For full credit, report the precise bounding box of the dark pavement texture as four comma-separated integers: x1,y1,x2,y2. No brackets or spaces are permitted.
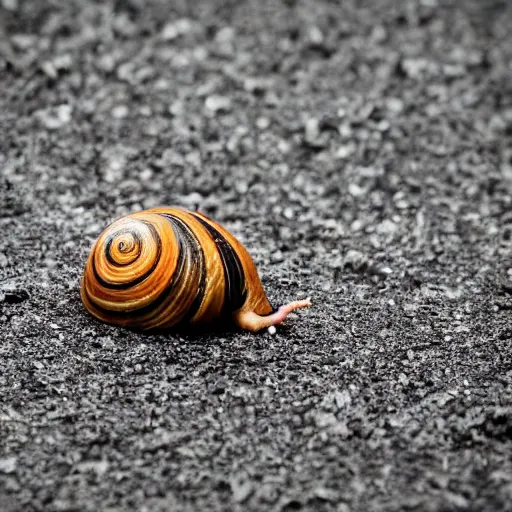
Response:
1,0,512,510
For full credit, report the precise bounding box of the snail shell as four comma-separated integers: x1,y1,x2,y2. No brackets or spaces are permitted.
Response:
80,207,311,332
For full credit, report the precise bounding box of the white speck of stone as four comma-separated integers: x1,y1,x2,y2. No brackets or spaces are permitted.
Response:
76,460,109,476
2,0,18,10
50,323,60,329
338,122,352,137
181,191,204,207
244,76,268,93
161,18,193,40
205,95,232,113
314,487,338,502
139,105,152,117
57,104,72,123
0,457,17,474
235,181,248,195
193,46,208,61
140,168,153,181
336,144,355,159
444,335,453,342
256,116,270,130
40,104,73,130
278,140,291,154
168,101,184,116
314,411,337,428
111,105,129,119
308,26,324,44
10,34,35,50
387,97,404,114
321,282,331,292
376,119,390,132
348,183,365,197
305,118,320,140
371,25,388,43
215,26,236,43
271,250,284,263
104,157,125,183
463,379,469,386
231,474,253,503
283,207,294,220
350,219,364,232
395,199,409,209
399,373,409,385
53,54,73,70
41,61,58,79
268,326,277,335
376,218,397,234
380,266,393,276
334,389,351,409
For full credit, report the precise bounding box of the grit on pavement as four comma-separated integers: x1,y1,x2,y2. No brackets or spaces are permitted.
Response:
1,1,512,511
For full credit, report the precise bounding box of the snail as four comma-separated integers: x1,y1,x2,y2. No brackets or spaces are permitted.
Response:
80,207,311,332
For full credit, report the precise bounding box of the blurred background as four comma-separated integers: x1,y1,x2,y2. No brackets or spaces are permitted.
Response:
1,1,512,511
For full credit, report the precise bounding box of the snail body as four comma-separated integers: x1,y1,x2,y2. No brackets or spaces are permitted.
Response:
80,207,311,332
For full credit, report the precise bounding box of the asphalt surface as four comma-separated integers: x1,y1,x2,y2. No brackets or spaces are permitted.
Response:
1,0,512,511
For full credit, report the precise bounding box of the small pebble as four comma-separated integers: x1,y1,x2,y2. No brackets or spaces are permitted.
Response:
235,181,248,195
271,250,284,263
161,18,194,41
268,326,277,335
336,144,356,159
230,473,253,503
205,95,232,114
111,105,129,119
256,117,270,130
2,0,18,10
305,118,320,140
308,26,324,45
0,457,17,474
41,61,58,79
10,34,35,50
283,207,294,220
244,77,269,94
38,104,73,130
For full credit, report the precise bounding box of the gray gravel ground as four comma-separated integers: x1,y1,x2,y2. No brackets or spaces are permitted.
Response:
1,0,512,510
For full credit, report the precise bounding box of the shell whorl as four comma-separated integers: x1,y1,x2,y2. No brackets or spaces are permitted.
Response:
81,208,311,332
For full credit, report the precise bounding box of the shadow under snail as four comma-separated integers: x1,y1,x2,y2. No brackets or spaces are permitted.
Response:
80,207,311,332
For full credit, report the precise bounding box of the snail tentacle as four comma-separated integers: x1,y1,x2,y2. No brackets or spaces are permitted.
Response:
234,298,312,332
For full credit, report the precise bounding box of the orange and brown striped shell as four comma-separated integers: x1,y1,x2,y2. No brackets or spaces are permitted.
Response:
80,208,310,332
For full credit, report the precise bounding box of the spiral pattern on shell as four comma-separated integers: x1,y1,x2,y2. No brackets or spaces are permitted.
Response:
81,208,311,332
